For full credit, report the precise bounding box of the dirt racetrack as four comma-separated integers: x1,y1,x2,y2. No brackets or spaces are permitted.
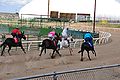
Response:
0,26,120,79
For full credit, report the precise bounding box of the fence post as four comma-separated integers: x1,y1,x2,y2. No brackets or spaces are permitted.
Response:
27,34,29,50
1,33,6,42
37,35,41,50
53,72,57,80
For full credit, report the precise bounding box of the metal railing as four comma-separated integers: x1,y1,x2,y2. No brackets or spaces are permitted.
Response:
13,64,120,80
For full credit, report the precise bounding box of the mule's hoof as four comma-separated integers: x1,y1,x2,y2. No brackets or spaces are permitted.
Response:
78,51,80,53
1,54,4,56
59,54,62,57
58,48,60,51
95,54,96,56
81,59,83,61
51,56,55,59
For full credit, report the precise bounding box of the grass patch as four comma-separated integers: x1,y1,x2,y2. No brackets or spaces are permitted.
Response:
96,23,120,28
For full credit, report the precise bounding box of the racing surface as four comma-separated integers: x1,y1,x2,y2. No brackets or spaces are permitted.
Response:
0,26,120,79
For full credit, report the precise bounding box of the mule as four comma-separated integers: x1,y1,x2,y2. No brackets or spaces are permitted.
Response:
39,37,61,58
78,42,96,61
0,32,26,56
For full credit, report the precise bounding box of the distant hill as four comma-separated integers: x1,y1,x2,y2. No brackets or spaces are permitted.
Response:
0,12,19,19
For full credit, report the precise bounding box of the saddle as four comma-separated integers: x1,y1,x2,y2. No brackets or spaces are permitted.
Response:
14,38,18,43
13,38,20,43
49,39,57,47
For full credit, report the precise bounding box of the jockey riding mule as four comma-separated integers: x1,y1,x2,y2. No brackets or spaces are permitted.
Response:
78,33,96,61
39,35,61,58
0,31,26,56
59,36,73,55
78,41,96,61
60,27,73,55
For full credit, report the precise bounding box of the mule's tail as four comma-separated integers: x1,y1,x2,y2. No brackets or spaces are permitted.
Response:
78,50,82,53
0,42,5,48
39,42,43,47
39,43,47,54
39,44,43,47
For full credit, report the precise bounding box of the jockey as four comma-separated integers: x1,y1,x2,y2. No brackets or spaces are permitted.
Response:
11,27,21,43
61,27,69,40
84,33,94,49
48,31,59,40
11,27,21,38
59,27,69,49
48,31,59,47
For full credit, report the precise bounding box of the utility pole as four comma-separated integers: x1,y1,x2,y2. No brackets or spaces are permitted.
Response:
93,0,96,33
48,0,50,18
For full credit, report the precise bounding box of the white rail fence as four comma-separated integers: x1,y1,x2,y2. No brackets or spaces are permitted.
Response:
22,40,42,51
22,31,111,51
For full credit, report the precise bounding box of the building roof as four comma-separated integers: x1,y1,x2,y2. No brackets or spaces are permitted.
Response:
19,0,120,19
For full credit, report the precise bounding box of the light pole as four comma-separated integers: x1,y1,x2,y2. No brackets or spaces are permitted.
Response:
93,0,96,33
48,0,50,18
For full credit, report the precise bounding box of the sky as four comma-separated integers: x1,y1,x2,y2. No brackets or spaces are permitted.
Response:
0,0,120,18
0,0,31,13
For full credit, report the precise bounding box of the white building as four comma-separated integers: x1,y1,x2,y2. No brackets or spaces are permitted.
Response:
19,0,120,20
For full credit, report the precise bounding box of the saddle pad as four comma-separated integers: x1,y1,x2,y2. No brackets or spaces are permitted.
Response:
14,38,18,43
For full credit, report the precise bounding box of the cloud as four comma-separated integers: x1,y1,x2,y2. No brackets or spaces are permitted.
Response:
116,0,120,3
0,0,31,6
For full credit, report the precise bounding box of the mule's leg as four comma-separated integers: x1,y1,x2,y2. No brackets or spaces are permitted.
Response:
78,50,82,53
20,45,26,54
94,50,97,56
15,47,17,51
78,47,84,61
39,47,44,56
1,45,7,56
87,51,91,61
68,47,73,55
51,49,56,58
56,49,61,57
44,47,46,54
78,48,83,53
8,46,11,56
81,51,84,61
92,50,96,56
